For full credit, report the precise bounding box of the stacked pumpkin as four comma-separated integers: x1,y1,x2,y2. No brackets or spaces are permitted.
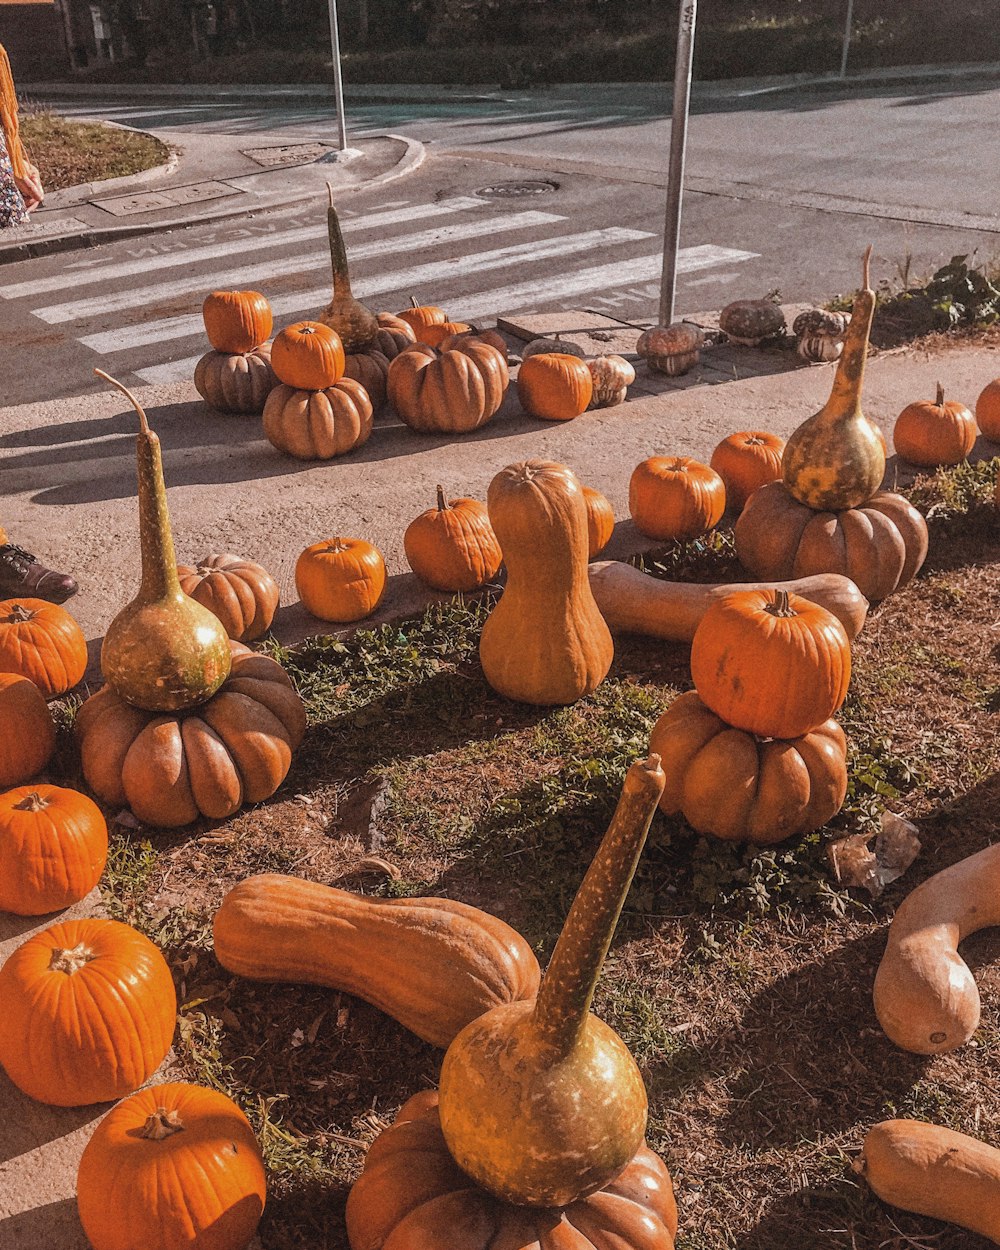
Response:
735,248,929,601
77,372,305,828
650,587,851,844
195,289,277,415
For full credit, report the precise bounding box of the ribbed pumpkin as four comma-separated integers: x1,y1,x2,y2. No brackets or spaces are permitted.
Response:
194,346,276,415
403,487,502,592
263,378,373,460
0,917,176,1106
583,485,615,557
342,350,389,411
202,289,272,354
396,298,448,337
479,461,613,705
0,785,108,915
520,335,586,361
0,673,56,787
690,588,850,740
650,691,847,843
77,1082,266,1250
76,644,306,828
0,597,87,697
975,378,1000,441
587,355,635,408
782,247,886,510
438,757,665,1207
893,383,977,468
437,327,508,359
719,299,786,347
317,190,379,351
636,323,703,375
296,537,386,623
629,456,726,542
709,431,785,511
516,352,593,421
734,481,928,602
792,309,848,363
270,321,346,390
371,311,418,358
176,553,279,643
345,1090,678,1250
420,321,473,349
388,341,508,435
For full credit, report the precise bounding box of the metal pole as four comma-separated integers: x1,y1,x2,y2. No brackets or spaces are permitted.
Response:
659,0,697,327
840,0,854,78
327,0,348,151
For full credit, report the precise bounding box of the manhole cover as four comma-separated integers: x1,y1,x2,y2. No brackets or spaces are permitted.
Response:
242,143,333,168
475,179,558,198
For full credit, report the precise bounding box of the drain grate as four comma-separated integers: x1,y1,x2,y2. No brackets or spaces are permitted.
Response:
475,179,558,198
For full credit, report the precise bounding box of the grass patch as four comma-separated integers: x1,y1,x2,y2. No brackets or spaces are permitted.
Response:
20,112,170,193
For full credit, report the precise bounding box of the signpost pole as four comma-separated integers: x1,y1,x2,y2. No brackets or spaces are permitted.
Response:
659,0,698,327
840,0,855,78
327,0,349,151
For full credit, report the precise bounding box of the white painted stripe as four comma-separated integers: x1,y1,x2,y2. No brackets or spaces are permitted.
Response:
1,197,486,300
34,211,567,325
80,226,655,355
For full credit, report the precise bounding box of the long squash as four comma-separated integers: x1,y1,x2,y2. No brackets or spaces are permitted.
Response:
213,874,540,1048
588,561,869,642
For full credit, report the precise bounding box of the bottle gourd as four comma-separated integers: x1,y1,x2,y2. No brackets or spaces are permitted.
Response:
318,186,378,352
782,246,886,510
96,371,231,711
438,755,666,1207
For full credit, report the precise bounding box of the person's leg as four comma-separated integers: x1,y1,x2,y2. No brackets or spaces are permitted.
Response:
0,531,78,603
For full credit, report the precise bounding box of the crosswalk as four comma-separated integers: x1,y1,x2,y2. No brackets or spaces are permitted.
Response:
2,193,758,388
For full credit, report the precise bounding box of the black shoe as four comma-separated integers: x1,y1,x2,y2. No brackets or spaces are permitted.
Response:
0,545,78,604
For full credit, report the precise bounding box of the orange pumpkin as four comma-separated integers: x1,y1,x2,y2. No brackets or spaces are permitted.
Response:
0,784,108,916
0,597,87,698
343,350,389,410
0,917,176,1106
650,691,847,843
263,378,373,460
517,352,593,421
404,487,502,592
388,341,508,435
690,588,851,739
202,290,272,354
420,321,473,348
0,673,56,788
176,553,279,643
372,311,418,359
629,456,726,542
709,431,785,511
296,537,387,623
583,485,615,557
437,327,509,359
396,300,448,337
77,1081,266,1250
270,321,345,390
893,383,977,468
976,378,1000,441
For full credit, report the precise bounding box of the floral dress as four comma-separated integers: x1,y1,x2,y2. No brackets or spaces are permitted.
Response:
0,43,30,227
0,126,29,227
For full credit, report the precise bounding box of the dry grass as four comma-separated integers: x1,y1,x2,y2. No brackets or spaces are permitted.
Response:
19,112,170,193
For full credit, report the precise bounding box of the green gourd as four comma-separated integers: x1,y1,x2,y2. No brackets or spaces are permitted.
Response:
782,245,886,510
437,755,666,1207
318,185,378,351
96,371,231,712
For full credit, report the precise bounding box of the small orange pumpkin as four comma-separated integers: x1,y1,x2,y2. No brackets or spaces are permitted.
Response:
709,431,785,511
420,321,473,348
893,383,977,468
629,456,726,542
0,785,108,916
0,673,56,788
517,353,593,421
396,299,448,337
270,321,345,390
371,311,418,359
263,378,373,460
0,597,87,698
202,290,272,354
976,378,1000,441
404,487,502,592
388,341,508,435
583,485,615,557
176,554,280,643
296,537,387,623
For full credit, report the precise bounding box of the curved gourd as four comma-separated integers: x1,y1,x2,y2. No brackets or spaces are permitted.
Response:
318,186,378,351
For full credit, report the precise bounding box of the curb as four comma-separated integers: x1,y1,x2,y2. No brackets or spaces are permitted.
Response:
43,149,180,211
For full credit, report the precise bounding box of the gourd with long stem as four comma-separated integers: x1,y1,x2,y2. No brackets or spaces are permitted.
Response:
782,245,886,510
96,370,231,711
318,185,378,351
438,755,666,1208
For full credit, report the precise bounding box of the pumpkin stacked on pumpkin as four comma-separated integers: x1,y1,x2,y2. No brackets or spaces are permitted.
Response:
735,247,929,601
195,289,277,415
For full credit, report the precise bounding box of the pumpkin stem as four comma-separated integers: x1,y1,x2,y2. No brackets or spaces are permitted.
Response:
823,246,876,421
140,1108,185,1140
49,943,95,975
14,791,49,812
765,589,796,618
95,368,150,436
935,381,945,408
435,485,448,512
531,755,666,1057
327,186,353,299
409,295,419,308
4,603,34,623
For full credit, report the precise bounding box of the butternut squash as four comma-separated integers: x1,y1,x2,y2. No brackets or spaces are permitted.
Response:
212,874,541,1049
855,1119,1000,1244
873,843,1000,1054
588,561,868,642
479,461,614,705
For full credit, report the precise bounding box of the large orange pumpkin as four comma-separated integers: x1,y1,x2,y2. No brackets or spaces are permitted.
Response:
0,917,176,1105
629,456,726,542
893,383,977,468
709,431,785,511
690,588,850,739
404,487,502,592
176,553,280,643
270,321,345,390
77,1081,266,1250
202,290,272,354
0,785,108,916
263,378,373,460
976,378,1000,441
0,673,56,788
0,597,87,698
296,537,387,622
517,353,593,421
388,341,508,434
650,690,847,843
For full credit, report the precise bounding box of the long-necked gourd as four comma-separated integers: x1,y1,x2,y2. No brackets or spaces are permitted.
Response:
437,755,666,1207
96,371,231,711
318,186,378,351
782,245,886,510
479,460,614,705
